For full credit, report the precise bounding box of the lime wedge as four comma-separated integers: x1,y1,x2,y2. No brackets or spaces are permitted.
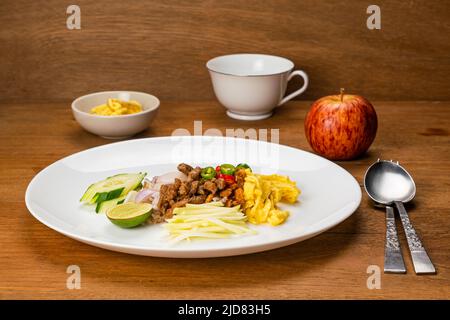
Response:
106,202,152,228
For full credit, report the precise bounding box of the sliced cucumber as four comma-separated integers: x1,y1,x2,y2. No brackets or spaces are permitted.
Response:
80,172,147,204
94,187,124,205
96,195,126,214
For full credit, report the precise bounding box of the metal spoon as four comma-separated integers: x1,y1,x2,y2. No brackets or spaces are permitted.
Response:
364,159,436,274
365,164,406,273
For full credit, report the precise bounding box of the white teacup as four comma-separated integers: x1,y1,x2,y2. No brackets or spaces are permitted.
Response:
207,54,308,120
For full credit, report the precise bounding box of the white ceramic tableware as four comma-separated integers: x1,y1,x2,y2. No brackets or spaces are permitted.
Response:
25,136,361,258
71,91,160,139
207,54,309,120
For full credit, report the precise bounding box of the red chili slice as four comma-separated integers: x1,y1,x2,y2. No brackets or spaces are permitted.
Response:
219,173,235,184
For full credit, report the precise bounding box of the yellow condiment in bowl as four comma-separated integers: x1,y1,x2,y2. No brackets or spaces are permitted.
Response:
90,99,143,116
72,91,160,139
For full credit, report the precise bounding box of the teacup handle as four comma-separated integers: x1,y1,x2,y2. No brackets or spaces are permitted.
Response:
278,70,309,106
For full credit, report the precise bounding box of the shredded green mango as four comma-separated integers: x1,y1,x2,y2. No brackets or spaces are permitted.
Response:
165,202,256,243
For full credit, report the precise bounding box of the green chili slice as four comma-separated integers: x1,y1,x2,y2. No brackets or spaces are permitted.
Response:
201,166,216,180
236,163,251,172
220,164,236,175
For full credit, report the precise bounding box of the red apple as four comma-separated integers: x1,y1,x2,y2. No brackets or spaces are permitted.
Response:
305,89,377,160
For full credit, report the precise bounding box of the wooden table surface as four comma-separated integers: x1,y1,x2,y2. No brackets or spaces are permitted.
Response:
0,101,449,299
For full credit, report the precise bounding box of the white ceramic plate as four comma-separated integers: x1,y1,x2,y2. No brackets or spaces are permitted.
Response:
25,136,361,258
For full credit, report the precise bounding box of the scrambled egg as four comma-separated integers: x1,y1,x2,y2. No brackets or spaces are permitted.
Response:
90,98,143,116
243,171,300,226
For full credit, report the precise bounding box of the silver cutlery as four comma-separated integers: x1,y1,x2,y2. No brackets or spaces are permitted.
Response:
365,171,406,273
364,159,436,274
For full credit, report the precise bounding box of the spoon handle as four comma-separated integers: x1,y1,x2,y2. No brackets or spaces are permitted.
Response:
384,206,406,273
394,201,436,274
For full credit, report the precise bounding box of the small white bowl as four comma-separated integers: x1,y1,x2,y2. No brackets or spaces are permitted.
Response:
72,91,160,139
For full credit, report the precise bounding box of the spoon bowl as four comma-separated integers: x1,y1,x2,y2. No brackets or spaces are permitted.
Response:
364,160,416,205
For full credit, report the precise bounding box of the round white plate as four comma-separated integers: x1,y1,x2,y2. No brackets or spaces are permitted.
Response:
25,136,361,258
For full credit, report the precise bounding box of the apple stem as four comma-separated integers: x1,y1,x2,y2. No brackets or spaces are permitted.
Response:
340,88,344,102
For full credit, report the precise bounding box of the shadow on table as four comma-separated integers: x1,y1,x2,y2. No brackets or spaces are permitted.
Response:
64,125,161,148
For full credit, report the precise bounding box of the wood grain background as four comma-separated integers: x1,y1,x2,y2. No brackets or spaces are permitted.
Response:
0,0,449,103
